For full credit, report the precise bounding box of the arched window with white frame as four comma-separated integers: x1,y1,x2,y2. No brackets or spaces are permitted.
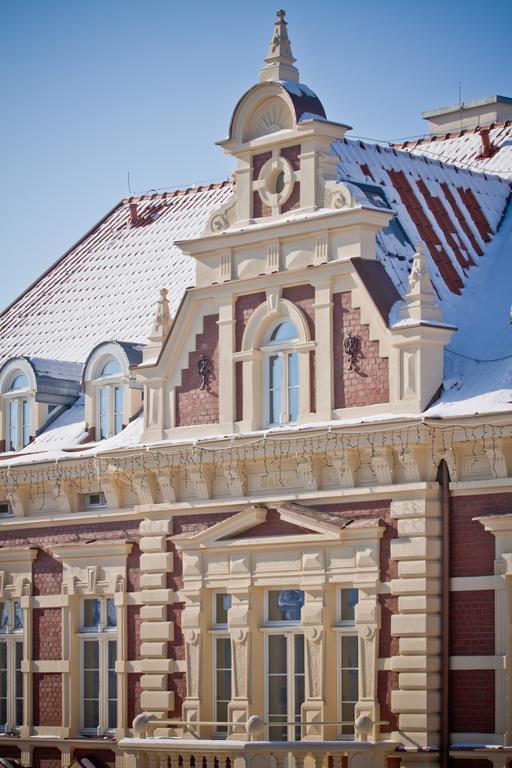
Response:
95,358,124,440
1,369,32,452
262,320,300,426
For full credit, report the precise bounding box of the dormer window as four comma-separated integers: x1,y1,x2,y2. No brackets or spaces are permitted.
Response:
82,342,143,442
5,374,31,451
263,321,300,426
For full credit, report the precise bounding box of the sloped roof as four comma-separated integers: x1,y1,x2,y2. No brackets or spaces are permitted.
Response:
333,137,511,299
0,183,232,367
394,121,512,180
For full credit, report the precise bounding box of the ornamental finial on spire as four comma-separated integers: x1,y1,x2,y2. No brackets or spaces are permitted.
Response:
259,9,299,83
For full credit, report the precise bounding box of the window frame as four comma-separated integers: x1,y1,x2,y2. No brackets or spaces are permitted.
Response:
4,383,32,452
0,600,24,734
264,630,305,742
78,597,117,736
333,587,360,738
261,321,301,427
96,375,125,441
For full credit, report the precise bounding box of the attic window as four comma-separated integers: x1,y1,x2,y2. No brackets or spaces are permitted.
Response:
99,360,122,377
2,370,32,452
8,374,28,391
83,492,107,509
0,501,12,516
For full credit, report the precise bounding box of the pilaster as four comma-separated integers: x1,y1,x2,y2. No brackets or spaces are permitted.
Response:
389,486,442,749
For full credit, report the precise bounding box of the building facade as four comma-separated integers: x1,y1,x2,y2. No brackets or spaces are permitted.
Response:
1,12,512,768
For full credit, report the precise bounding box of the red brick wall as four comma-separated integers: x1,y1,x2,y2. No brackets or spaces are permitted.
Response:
377,670,399,731
450,590,495,655
32,748,61,768
127,672,142,726
32,549,62,595
450,493,508,577
449,670,495,733
281,182,300,213
176,314,219,427
379,594,399,658
235,291,266,351
127,604,141,660
33,673,62,726
282,284,315,339
33,607,61,660
281,145,301,170
333,291,389,409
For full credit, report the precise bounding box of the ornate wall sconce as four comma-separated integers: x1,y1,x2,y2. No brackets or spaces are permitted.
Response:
198,354,212,390
344,333,360,370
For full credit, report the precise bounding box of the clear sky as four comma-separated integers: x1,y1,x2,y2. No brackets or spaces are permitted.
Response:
1,0,511,309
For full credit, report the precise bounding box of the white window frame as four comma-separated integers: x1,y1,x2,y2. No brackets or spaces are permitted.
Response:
261,321,300,427
210,592,232,738
263,587,306,741
96,377,124,440
333,587,359,738
4,389,31,452
78,597,117,736
0,601,24,734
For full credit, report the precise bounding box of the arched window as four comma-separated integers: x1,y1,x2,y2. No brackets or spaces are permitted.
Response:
5,373,31,451
264,321,300,425
95,358,124,440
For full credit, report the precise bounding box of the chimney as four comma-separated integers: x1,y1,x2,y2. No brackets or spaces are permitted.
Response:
479,127,495,159
129,202,138,226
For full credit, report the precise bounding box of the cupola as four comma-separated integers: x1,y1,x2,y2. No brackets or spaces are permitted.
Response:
206,10,353,233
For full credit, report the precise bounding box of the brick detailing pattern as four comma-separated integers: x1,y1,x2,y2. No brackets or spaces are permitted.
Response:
33,607,62,660
450,590,495,655
332,292,389,409
32,748,61,768
281,145,301,170
252,151,272,178
235,292,266,351
387,169,464,293
377,671,399,732
32,549,62,596
450,493,506,577
282,284,315,339
127,604,141,660
127,672,142,726
378,595,399,658
231,508,313,538
169,671,186,718
175,313,219,427
449,669,495,733
32,673,62,726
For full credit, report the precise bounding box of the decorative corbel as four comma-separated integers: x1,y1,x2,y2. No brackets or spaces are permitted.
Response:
397,446,421,482
266,240,280,273
266,286,281,314
332,450,358,488
296,454,321,491
5,485,26,517
133,472,156,506
485,439,508,479
189,467,213,501
157,469,178,504
101,472,124,508
370,447,394,486
224,462,246,497
87,566,98,593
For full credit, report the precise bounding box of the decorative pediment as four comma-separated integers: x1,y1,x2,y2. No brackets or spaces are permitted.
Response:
48,540,133,595
173,502,383,551
0,547,37,597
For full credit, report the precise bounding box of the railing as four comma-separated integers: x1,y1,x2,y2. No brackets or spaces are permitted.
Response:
119,716,401,768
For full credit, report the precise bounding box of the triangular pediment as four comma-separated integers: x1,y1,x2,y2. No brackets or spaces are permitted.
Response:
172,502,355,550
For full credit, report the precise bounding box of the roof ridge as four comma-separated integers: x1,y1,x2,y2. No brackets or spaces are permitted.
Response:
121,179,233,205
392,119,512,148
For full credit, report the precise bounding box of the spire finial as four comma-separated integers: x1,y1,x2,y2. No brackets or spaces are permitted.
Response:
259,9,299,83
399,243,442,323
148,287,172,344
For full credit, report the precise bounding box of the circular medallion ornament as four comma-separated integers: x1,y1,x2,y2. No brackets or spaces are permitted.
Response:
257,155,296,209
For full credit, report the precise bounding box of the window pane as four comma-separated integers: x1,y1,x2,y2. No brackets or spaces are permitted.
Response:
22,400,31,447
340,588,358,622
215,593,231,626
0,643,6,732
14,602,23,631
341,636,358,669
100,359,121,377
215,637,231,735
9,374,28,391
268,590,304,622
83,699,99,729
8,399,18,451
342,669,358,702
113,386,124,434
287,353,299,422
106,598,117,628
83,668,99,699
341,702,356,734
108,700,117,730
216,637,231,670
269,322,298,342
15,641,23,727
99,387,109,439
268,355,281,424
0,603,8,633
83,640,100,669
268,634,287,674
108,640,117,671
83,599,101,629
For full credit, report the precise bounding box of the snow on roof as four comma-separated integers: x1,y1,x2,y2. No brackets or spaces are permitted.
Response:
334,137,511,299
394,121,512,180
0,183,233,367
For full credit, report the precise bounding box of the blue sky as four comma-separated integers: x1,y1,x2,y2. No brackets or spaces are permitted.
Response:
1,0,511,309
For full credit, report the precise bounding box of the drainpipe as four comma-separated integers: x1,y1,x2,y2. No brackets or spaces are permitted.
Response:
438,459,451,768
